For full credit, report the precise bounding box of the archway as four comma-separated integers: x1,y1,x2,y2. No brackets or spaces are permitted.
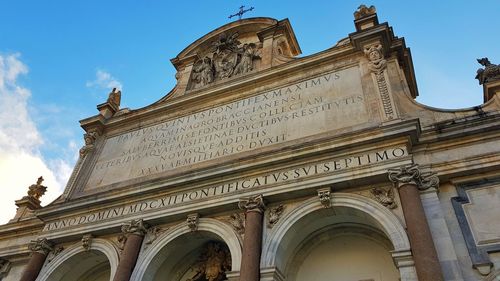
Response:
261,193,417,281
131,218,242,281
36,238,119,281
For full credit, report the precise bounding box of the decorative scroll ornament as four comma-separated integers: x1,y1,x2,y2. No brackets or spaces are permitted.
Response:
267,204,285,228
476,57,500,85
79,130,100,157
354,4,376,19
28,238,54,256
187,213,200,232
317,188,332,208
121,219,149,236
27,176,47,201
185,241,231,281
81,234,93,251
0,259,11,278
227,213,245,235
388,164,439,190
189,32,261,90
370,187,397,209
238,194,265,213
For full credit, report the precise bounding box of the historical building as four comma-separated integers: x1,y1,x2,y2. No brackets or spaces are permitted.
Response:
1,5,500,281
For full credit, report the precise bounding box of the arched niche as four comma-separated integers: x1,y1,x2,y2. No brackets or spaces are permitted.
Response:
261,193,417,281
36,238,119,281
131,218,242,281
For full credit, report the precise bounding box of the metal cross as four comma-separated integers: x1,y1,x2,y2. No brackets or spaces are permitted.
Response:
228,5,254,20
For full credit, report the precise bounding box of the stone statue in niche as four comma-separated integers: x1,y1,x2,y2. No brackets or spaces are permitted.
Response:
189,32,261,90
476,57,500,85
186,241,231,281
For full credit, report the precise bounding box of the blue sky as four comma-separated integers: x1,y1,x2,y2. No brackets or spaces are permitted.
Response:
0,0,498,223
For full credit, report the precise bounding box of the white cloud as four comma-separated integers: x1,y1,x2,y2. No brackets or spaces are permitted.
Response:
86,69,123,90
0,53,72,224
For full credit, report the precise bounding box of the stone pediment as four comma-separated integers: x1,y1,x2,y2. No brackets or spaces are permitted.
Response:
168,17,301,97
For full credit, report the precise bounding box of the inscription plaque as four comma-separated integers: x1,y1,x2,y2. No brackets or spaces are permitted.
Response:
85,66,369,189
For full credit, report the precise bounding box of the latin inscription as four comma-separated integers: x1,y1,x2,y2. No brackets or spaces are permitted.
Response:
86,67,368,189
45,147,406,232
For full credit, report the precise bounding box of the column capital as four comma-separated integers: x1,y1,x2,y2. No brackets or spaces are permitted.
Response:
388,164,439,190
121,219,149,236
239,194,265,213
28,238,53,256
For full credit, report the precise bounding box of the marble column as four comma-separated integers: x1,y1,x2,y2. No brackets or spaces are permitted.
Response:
388,164,444,281
113,219,148,281
20,238,53,281
238,194,266,281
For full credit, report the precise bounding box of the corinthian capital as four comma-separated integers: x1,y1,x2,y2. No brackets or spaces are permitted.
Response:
28,238,53,256
121,219,149,236
239,194,265,213
388,164,439,190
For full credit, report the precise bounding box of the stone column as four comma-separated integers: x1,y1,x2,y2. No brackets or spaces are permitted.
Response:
113,219,148,281
238,194,265,281
20,238,53,281
388,164,444,281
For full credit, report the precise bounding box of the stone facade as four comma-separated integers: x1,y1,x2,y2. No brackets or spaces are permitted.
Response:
1,6,500,281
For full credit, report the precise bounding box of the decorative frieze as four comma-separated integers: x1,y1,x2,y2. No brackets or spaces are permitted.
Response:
267,204,285,228
388,164,439,190
187,213,200,232
238,194,265,213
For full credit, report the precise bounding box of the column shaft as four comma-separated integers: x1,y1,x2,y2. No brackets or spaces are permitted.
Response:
240,210,263,281
399,183,444,281
20,252,47,281
113,234,144,281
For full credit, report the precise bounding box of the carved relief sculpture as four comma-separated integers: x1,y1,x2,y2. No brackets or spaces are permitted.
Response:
238,194,265,213
370,187,397,209
121,219,149,236
187,213,200,232
388,163,439,190
47,246,64,263
79,130,100,157
186,242,231,281
317,188,332,208
189,32,261,90
227,213,245,235
27,176,47,201
476,58,500,85
145,226,167,245
267,204,285,228
81,234,93,251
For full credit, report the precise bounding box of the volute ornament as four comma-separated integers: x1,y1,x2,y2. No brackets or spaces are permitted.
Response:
121,219,149,236
28,238,53,256
476,58,500,85
388,164,439,190
238,194,265,213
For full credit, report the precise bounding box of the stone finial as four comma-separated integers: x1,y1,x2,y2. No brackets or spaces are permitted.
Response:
27,176,47,201
81,234,93,251
354,4,376,20
238,194,266,213
370,187,397,209
476,58,500,85
121,219,149,236
388,164,439,191
187,213,200,232
28,238,54,256
317,187,332,208
267,204,285,228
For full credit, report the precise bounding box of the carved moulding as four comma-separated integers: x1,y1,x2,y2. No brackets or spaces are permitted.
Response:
364,43,396,120
188,32,261,90
387,163,439,190
370,187,397,209
267,204,285,228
